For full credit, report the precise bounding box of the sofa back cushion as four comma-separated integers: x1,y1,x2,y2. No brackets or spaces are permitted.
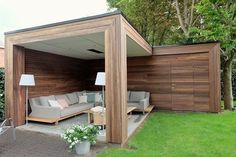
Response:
48,100,63,109
95,94,102,102
39,95,56,106
130,91,146,102
66,92,78,105
76,90,86,97
29,97,41,107
79,95,87,104
55,94,70,104
127,91,130,101
57,99,69,108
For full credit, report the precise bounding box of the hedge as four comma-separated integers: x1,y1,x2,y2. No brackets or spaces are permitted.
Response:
0,68,4,120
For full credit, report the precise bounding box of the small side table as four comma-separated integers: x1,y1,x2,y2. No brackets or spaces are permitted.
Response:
83,110,106,126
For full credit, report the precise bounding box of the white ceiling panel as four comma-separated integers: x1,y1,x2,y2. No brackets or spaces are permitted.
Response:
20,32,150,60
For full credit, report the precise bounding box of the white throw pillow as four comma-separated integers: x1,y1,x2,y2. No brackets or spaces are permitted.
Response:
95,94,102,102
48,100,63,109
79,95,87,104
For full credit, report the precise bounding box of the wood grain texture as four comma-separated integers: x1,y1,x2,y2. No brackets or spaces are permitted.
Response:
25,49,87,98
13,46,26,126
128,43,220,112
83,42,221,113
105,16,127,144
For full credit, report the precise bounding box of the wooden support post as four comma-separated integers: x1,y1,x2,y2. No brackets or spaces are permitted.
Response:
105,16,127,144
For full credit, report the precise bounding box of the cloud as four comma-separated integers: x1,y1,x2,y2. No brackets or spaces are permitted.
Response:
0,0,109,47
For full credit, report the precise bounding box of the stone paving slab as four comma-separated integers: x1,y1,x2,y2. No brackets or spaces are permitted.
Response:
0,129,111,157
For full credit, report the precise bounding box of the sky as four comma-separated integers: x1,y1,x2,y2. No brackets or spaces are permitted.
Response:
0,0,110,47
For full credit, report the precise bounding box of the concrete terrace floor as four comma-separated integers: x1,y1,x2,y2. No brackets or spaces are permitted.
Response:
0,129,111,157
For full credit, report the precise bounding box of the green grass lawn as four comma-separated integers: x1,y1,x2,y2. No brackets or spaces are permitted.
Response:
98,111,236,157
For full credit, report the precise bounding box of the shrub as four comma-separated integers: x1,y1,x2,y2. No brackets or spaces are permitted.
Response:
62,124,99,149
0,68,4,120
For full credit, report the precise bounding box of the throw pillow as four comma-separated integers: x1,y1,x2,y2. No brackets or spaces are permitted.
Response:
55,94,71,105
95,94,102,102
57,99,69,108
86,93,96,103
39,95,55,107
79,95,87,104
48,100,63,109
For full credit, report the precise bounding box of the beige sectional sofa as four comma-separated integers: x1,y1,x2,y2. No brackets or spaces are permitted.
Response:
29,91,102,124
28,90,150,124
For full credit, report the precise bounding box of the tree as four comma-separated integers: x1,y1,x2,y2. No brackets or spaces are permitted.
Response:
173,0,198,38
107,0,178,45
190,0,236,109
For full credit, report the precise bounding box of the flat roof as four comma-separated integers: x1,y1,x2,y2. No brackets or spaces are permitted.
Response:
5,10,122,35
152,41,220,48
5,10,151,46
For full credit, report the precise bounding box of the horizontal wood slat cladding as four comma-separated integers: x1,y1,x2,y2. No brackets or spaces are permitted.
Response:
77,43,220,113
25,49,87,98
127,53,210,111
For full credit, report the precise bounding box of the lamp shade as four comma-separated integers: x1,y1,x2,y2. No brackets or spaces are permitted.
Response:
95,72,105,86
19,74,35,86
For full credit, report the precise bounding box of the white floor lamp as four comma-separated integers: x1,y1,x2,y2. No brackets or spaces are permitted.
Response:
19,74,35,126
95,72,105,130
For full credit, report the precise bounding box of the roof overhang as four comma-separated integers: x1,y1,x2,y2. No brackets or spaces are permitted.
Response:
5,11,152,59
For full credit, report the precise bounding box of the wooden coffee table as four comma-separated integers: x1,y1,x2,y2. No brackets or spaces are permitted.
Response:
84,106,137,125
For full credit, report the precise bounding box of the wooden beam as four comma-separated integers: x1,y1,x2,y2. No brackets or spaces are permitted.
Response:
153,43,218,56
121,17,152,55
105,15,127,144
13,46,25,126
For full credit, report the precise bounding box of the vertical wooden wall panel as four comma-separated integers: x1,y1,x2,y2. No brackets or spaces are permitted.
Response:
13,46,26,126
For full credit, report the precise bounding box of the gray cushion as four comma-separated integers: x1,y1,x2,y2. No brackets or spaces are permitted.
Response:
55,94,71,104
86,93,96,103
76,91,86,97
39,95,56,107
128,102,143,110
130,91,146,102
60,103,94,117
66,92,78,105
127,91,130,101
29,97,41,107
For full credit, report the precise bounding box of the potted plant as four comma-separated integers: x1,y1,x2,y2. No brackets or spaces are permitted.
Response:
62,124,99,155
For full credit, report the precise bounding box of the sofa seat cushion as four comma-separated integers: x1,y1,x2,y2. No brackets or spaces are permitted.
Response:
130,91,146,102
128,102,143,110
39,95,56,107
60,103,94,117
